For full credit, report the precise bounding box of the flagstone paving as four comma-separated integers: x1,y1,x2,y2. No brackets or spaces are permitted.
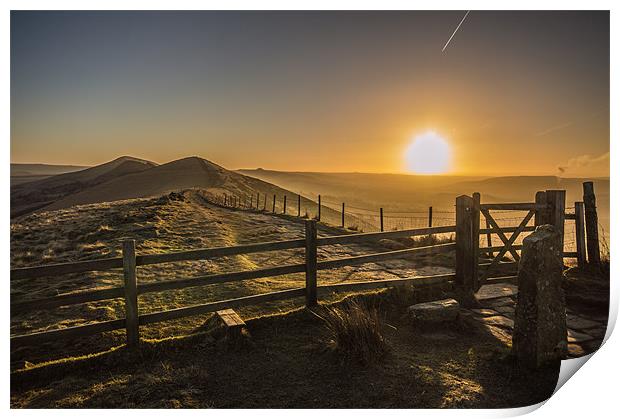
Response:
467,283,607,359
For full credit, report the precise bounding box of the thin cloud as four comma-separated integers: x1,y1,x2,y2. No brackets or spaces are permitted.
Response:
442,11,470,53
534,121,575,137
534,109,605,137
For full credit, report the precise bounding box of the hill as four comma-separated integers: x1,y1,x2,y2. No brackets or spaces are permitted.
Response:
11,156,157,217
10,163,89,186
11,156,347,226
11,163,88,177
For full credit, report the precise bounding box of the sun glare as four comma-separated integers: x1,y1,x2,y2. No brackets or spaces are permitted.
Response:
404,131,452,174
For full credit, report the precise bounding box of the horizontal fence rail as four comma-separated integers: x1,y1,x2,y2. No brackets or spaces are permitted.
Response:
135,239,306,266
317,243,455,270
10,221,457,349
138,288,307,325
316,273,455,295
11,286,125,315
11,257,123,280
10,319,126,348
480,203,548,211
137,263,307,295
317,225,455,246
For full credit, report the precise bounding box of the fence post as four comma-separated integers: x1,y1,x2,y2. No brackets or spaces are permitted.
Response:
428,206,433,227
263,194,267,211
472,193,480,291
272,194,276,213
283,195,287,214
298,194,301,217
304,220,318,307
342,203,345,227
455,195,475,298
534,191,547,226
122,240,139,347
575,201,587,268
250,195,253,209
318,195,321,221
380,208,384,232
583,181,600,265
257,192,260,210
545,190,566,257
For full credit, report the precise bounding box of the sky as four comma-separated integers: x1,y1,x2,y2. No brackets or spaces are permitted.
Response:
11,11,609,176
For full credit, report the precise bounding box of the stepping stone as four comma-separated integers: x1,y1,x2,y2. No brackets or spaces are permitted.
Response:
486,297,515,309
568,343,586,358
481,324,512,344
493,305,515,315
582,339,603,353
479,315,514,330
408,298,460,323
586,314,609,323
567,329,594,343
475,283,518,301
566,314,601,330
583,326,607,339
469,308,500,317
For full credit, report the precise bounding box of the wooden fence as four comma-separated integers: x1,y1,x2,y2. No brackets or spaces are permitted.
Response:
11,223,456,349
11,183,601,350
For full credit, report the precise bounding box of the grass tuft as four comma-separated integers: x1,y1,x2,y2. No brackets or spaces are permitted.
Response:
315,299,388,365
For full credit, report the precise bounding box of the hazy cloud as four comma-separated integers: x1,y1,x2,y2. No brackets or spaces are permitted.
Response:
557,152,609,176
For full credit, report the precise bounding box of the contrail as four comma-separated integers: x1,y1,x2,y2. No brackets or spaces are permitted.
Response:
442,11,470,52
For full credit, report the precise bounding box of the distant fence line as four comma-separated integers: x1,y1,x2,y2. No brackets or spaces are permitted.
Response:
215,191,451,233
210,190,587,253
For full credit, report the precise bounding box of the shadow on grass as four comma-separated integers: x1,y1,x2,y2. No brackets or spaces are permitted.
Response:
11,286,560,408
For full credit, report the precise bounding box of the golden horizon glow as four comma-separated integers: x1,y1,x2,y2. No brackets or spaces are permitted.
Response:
404,131,452,175
10,12,610,178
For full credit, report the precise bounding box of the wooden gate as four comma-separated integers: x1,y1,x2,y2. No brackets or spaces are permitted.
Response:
472,190,566,285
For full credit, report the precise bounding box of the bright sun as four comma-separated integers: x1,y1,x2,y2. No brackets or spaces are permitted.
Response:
404,131,452,174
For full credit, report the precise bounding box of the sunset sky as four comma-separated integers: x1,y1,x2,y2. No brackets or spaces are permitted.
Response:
11,11,609,177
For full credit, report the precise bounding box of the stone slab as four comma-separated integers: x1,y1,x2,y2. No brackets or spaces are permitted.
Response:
475,283,518,301
469,308,500,317
486,297,516,309
479,315,514,330
408,298,460,323
567,329,594,343
566,314,601,330
583,326,607,339
493,305,515,315
568,344,586,358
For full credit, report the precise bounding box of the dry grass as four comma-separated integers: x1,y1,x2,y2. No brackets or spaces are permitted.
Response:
10,190,455,367
315,299,388,365
11,289,560,408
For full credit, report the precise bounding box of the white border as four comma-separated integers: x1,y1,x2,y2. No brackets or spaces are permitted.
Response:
3,2,617,417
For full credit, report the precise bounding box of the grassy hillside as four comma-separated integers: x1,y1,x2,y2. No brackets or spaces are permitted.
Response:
11,157,157,217
11,190,454,367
